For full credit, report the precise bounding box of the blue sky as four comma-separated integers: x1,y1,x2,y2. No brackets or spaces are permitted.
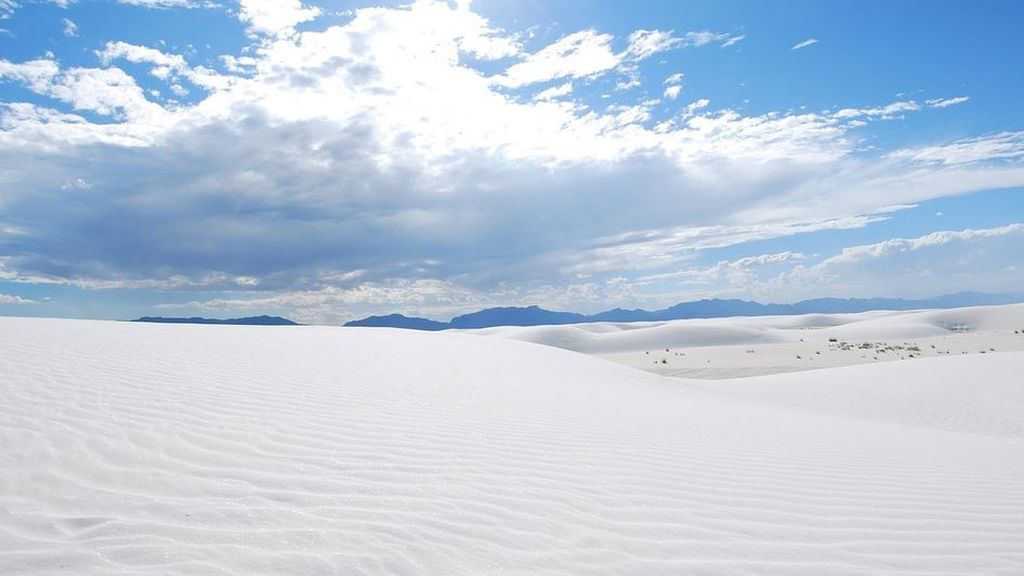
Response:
1,0,1022,324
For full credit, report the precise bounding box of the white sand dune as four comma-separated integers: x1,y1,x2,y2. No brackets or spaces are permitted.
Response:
692,353,1024,438
2,315,1024,574
479,304,1024,379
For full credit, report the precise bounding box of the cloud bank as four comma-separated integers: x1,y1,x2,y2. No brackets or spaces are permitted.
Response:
0,0,1021,321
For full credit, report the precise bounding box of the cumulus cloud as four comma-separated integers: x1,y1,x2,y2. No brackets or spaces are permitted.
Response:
533,81,572,101
633,226,1024,304
643,251,809,294
98,41,232,91
678,98,709,120
98,41,188,72
0,58,168,123
237,0,320,37
780,224,1024,298
493,30,618,87
0,292,35,304
821,224,1024,264
0,58,61,92
0,0,1021,321
662,72,683,99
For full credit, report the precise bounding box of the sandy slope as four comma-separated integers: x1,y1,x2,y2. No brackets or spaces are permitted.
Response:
2,316,1024,575
477,304,1024,378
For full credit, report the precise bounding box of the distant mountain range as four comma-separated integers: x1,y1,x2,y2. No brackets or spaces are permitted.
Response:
344,292,1023,331
132,315,300,326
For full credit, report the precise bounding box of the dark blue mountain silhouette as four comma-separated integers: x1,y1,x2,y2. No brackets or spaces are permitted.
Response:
343,292,1021,330
587,307,659,323
345,313,448,331
449,305,587,329
132,315,300,326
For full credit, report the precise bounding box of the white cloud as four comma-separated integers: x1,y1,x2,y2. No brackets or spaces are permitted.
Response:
495,27,738,89
238,0,321,37
791,38,818,51
98,41,234,91
98,41,189,72
60,177,91,190
0,57,169,123
614,66,641,91
0,101,158,148
779,224,1024,298
567,214,889,278
663,84,682,100
681,30,741,47
721,34,746,48
61,17,77,37
220,55,257,74
165,278,485,324
49,67,167,121
0,292,35,304
162,275,650,323
533,81,572,101
681,98,709,118
0,0,17,19
629,226,1024,304
643,250,808,288
677,251,809,291
926,96,970,108
116,0,204,8
493,29,618,87
11,0,206,17
0,1,1021,322
624,29,682,60
833,100,920,119
887,131,1024,165
0,257,278,291
0,58,61,92
0,222,27,236
825,224,1024,264
663,72,684,85
729,251,808,267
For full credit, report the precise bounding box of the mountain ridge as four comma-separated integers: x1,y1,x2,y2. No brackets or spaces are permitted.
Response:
344,292,1023,330
132,315,300,326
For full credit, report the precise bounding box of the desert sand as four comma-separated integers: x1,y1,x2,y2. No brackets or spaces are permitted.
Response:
478,303,1024,378
1,306,1023,574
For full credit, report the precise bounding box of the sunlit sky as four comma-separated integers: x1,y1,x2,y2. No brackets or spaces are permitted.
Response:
1,0,1022,324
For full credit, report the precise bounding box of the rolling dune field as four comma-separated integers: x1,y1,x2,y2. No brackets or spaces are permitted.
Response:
2,310,1023,574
